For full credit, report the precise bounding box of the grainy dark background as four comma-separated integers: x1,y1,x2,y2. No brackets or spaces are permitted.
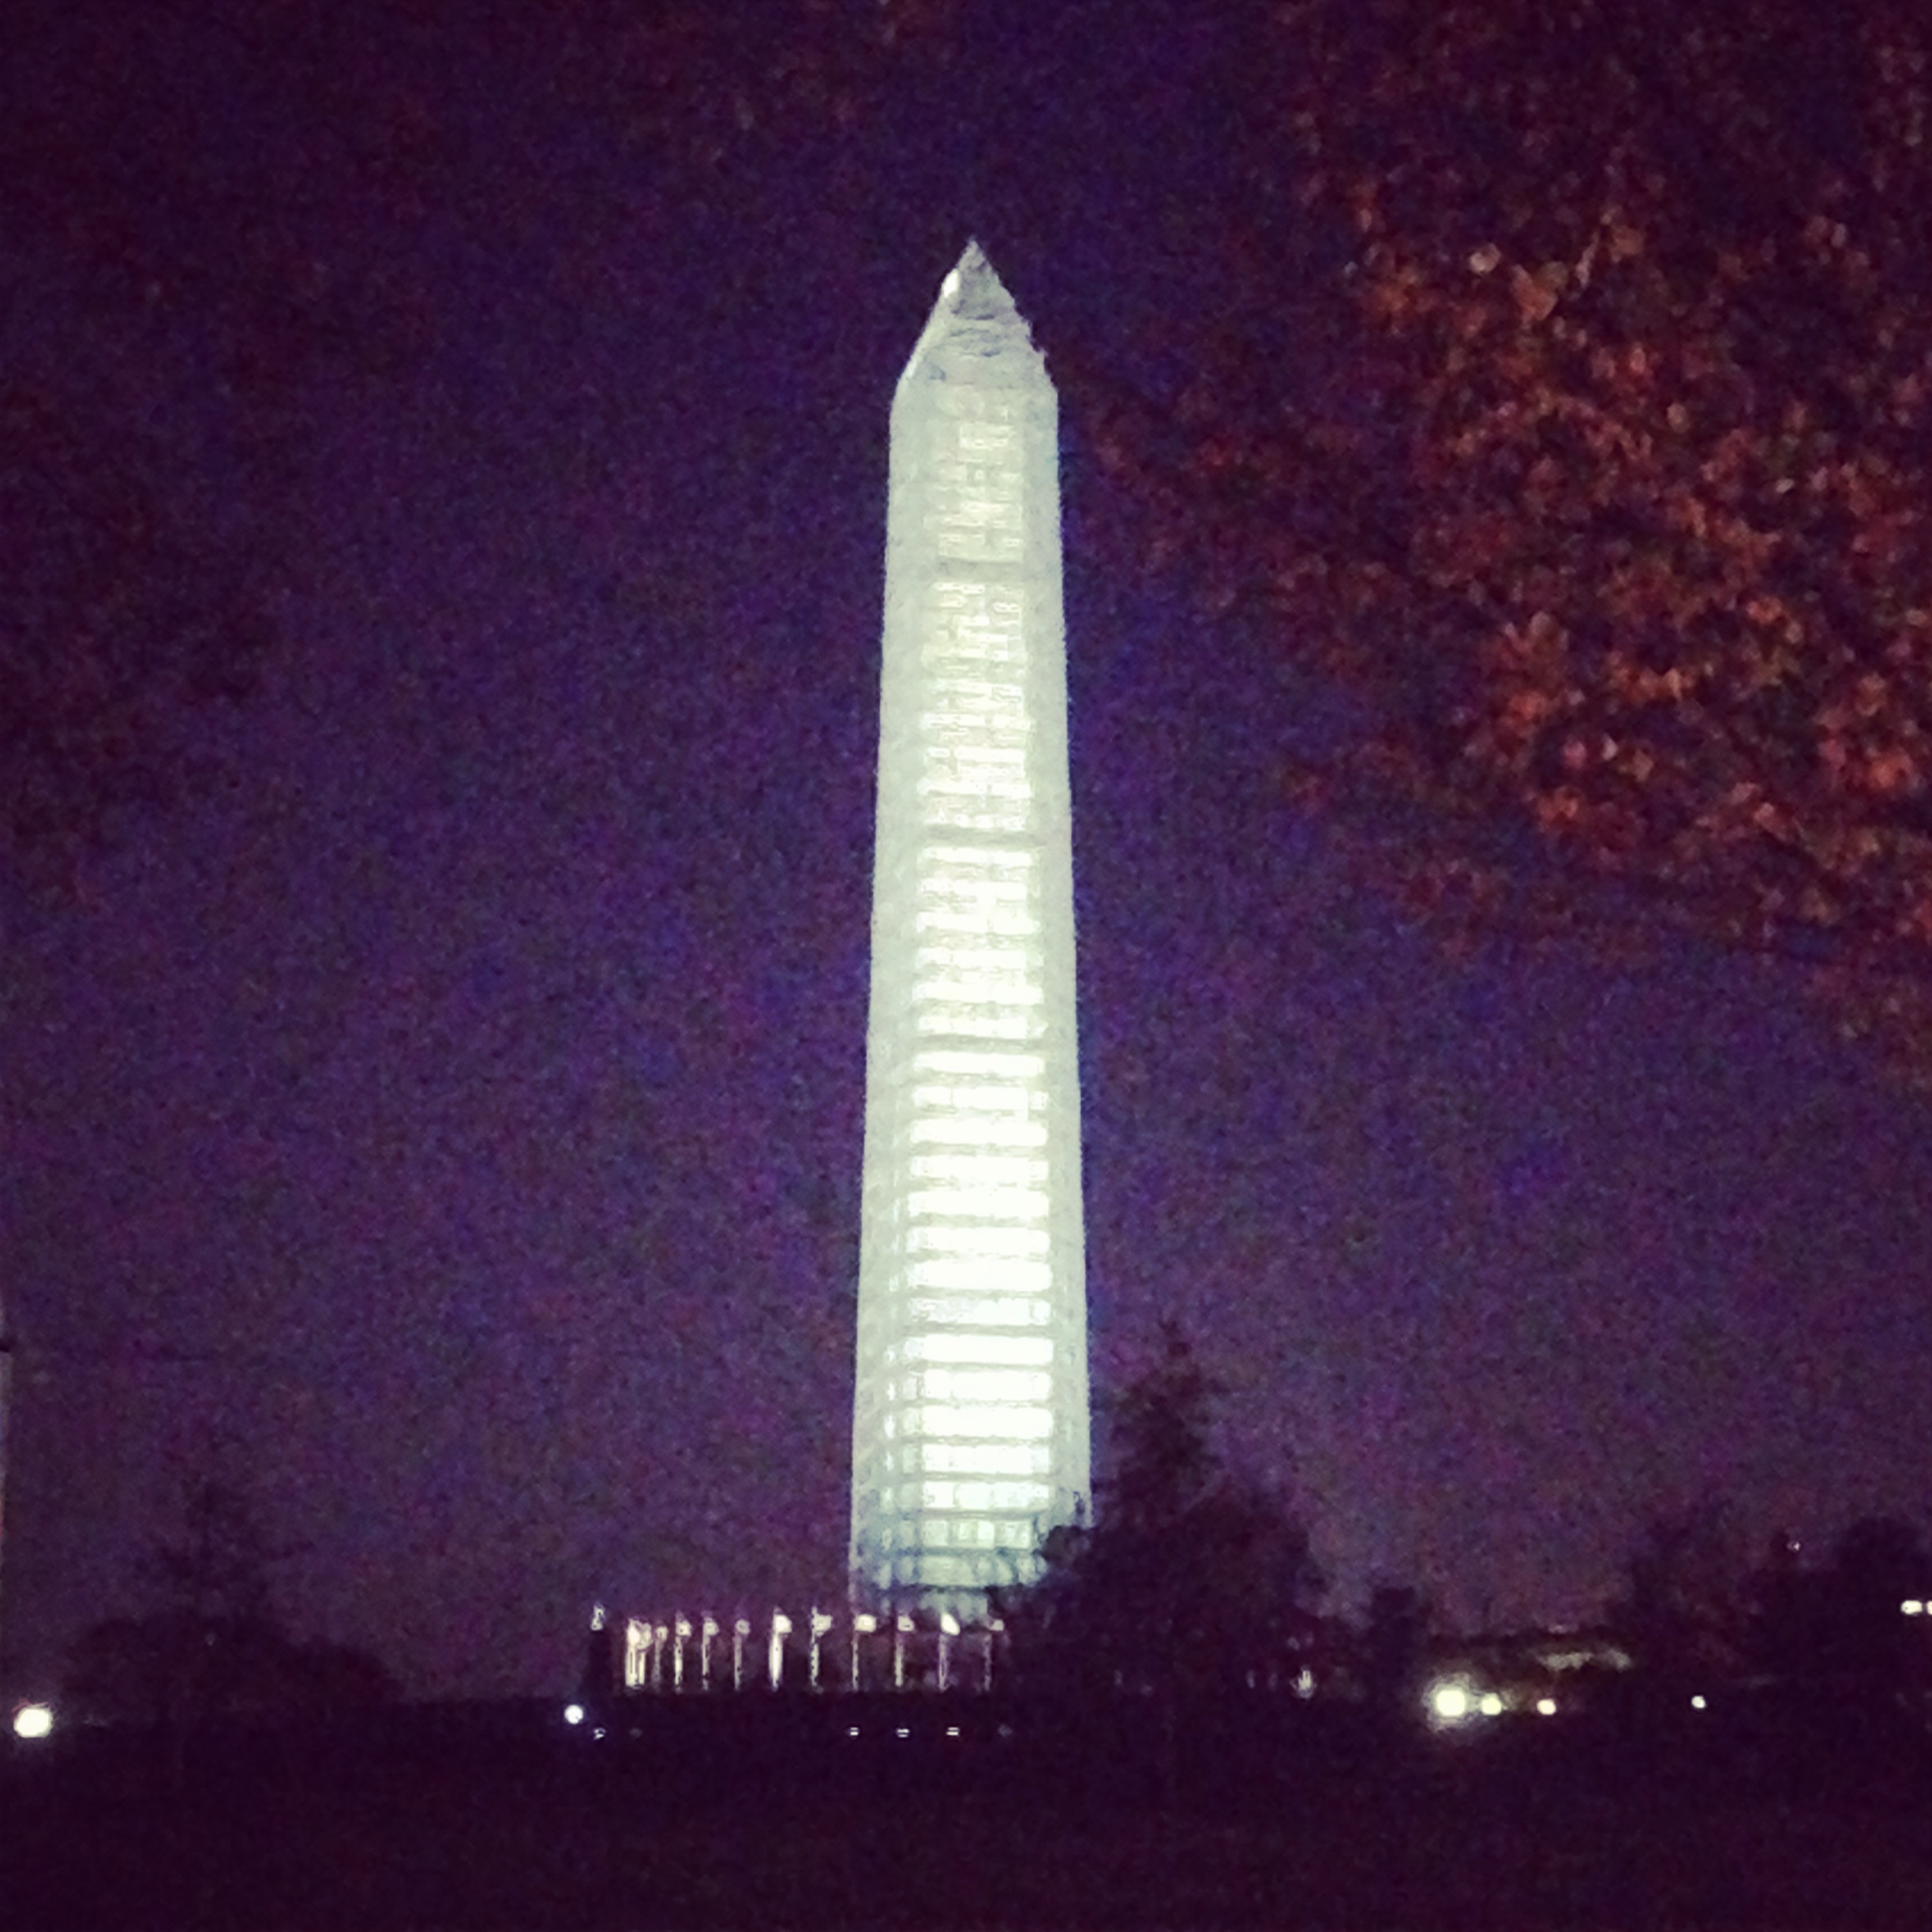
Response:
4,0,1928,1701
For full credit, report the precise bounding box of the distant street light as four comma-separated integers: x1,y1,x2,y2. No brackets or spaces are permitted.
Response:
11,1702,54,1740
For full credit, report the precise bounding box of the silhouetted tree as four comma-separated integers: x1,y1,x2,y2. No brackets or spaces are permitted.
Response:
1814,1515,1931,1694
150,1476,286,1628
1745,1516,1932,1695
1746,1529,1826,1682
62,1476,397,1728
1357,1582,1433,1716
998,1322,1323,1698
1607,1500,1747,1691
1088,0,1932,1078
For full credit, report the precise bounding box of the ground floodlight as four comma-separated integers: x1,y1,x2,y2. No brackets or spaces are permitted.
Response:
11,1704,54,1741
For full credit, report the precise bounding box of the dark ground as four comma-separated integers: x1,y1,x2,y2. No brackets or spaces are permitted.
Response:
4,1694,1930,1929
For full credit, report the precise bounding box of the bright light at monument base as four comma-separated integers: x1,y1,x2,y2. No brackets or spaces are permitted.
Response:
13,1703,54,1740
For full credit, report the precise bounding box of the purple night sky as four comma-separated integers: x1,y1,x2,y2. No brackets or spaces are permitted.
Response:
6,2,1929,1699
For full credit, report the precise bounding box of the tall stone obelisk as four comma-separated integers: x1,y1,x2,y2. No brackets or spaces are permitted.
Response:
850,243,1089,1616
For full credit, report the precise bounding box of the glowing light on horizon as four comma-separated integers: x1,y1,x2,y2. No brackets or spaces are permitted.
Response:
12,1704,54,1740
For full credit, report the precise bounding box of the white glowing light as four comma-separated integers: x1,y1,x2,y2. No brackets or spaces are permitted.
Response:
912,1221,1050,1252
563,1703,586,1726
921,1441,1050,1476
913,1056,1044,1084
1479,1692,1505,1717
1429,1681,1472,1723
908,1074,1035,1108
912,1008,1038,1039
1903,1599,1925,1616
908,1367,1053,1403
906,1226,1049,1259
11,1703,54,1741
851,245,1089,1613
904,1334,1053,1367
912,1402,1054,1440
907,1260,1053,1293
907,1184,1050,1219
1536,1697,1558,1717
1690,1694,1708,1710
907,1296,1050,1329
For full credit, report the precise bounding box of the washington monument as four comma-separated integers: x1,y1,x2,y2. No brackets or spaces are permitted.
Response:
849,244,1089,1616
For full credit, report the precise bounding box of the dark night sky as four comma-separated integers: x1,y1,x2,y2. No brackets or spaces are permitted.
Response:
5,2,1929,1700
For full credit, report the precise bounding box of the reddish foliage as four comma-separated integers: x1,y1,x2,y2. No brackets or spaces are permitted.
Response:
1090,0,1932,1070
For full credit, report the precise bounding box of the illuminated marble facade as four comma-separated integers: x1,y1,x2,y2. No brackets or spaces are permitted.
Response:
850,243,1089,1613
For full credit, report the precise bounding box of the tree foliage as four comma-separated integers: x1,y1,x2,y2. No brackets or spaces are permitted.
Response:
61,1477,398,1727
998,1322,1322,1698
1606,1500,1747,1686
1093,0,1932,1071
1354,1581,1433,1713
1748,1515,1932,1691
2,0,444,899
1604,1508,1932,1695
